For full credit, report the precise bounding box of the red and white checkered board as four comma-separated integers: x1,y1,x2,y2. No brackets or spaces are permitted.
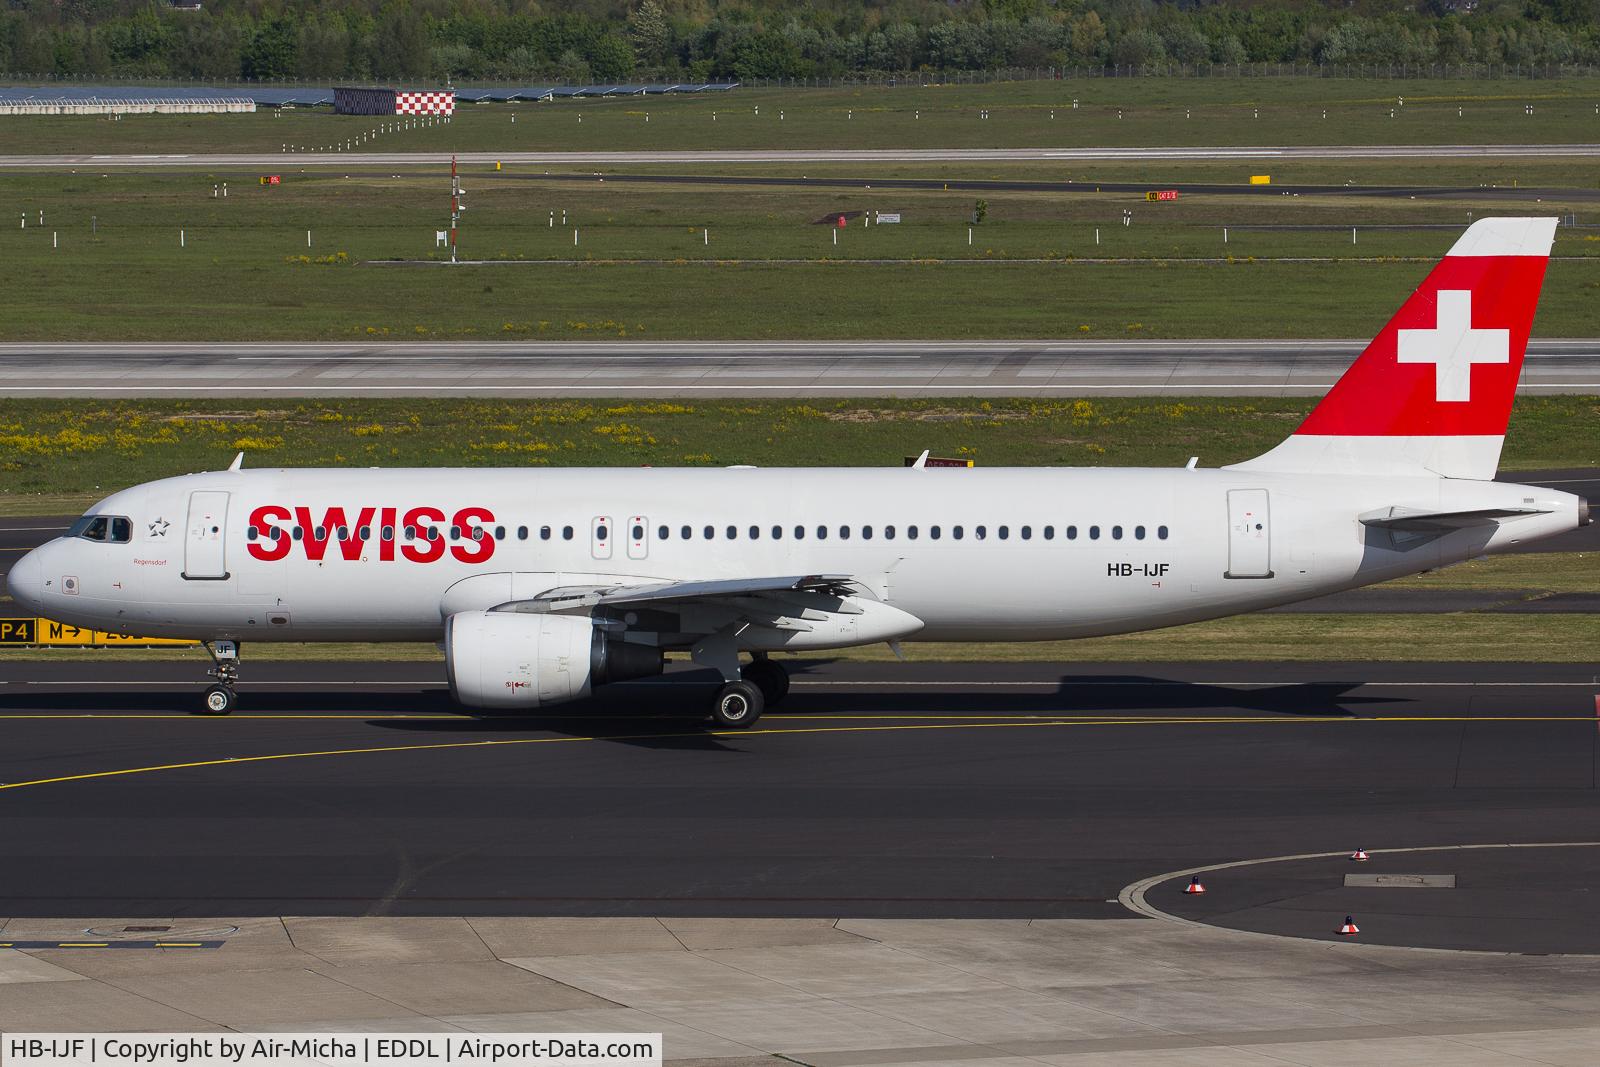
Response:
396,91,456,116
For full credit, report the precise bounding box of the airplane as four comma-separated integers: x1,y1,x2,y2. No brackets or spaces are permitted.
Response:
6,217,1589,725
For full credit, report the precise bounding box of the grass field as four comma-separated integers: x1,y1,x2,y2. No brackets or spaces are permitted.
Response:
0,396,1591,515
3,163,1600,341
6,77,1600,155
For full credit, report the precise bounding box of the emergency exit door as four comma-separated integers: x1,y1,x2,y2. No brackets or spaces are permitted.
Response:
1225,489,1273,579
184,490,230,580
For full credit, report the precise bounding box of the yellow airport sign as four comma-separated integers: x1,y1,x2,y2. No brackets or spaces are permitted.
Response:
1249,175,1271,185
0,617,195,648
0,618,36,644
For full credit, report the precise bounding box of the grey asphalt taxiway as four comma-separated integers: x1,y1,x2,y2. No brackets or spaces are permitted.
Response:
0,657,1597,940
3,630,1598,1050
6,339,1600,396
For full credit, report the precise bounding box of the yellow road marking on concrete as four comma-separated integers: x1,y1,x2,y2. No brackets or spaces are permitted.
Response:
0,715,1590,794
54,942,107,947
154,942,203,947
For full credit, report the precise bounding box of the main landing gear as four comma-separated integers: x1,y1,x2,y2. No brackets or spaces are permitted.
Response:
708,657,791,729
200,639,239,715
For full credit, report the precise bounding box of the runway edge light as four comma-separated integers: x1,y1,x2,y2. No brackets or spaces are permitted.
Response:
1350,848,1370,862
1183,876,1206,895
1339,915,1360,936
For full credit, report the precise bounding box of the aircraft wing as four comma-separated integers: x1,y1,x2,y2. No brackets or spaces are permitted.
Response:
492,574,859,614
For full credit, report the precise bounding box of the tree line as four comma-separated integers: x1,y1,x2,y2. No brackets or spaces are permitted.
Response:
2,0,1597,84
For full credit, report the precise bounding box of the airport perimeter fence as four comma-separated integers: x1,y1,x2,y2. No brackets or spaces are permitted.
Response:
4,62,1600,90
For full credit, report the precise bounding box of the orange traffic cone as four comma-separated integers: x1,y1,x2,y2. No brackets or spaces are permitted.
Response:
1338,915,1360,936
1183,876,1206,895
1350,849,1370,862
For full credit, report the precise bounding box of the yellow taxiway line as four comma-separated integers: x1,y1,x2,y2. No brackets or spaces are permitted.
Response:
0,714,1593,794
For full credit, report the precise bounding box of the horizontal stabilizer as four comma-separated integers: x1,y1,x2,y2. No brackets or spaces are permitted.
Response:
1358,504,1551,529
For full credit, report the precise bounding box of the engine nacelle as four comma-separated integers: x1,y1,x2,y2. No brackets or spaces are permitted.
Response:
445,611,661,710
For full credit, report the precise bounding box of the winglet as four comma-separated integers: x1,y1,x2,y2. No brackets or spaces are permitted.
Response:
911,449,930,470
227,452,245,472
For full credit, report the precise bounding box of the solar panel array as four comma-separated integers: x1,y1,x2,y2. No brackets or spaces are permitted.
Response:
0,83,738,108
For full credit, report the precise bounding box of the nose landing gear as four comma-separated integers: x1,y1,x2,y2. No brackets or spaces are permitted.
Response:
200,640,239,715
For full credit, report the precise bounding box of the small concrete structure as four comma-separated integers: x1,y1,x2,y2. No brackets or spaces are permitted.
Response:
335,86,455,117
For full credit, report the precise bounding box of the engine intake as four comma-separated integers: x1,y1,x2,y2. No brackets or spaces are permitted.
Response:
445,610,661,710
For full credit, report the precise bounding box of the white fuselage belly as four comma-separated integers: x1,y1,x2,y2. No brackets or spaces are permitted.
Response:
25,466,1581,646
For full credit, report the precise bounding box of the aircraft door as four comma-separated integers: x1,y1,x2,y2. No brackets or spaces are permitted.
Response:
591,516,613,560
183,490,230,580
626,515,648,560
1225,489,1273,579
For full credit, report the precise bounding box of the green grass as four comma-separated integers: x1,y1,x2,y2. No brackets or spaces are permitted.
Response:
4,165,1600,342
7,77,1600,155
0,397,1591,515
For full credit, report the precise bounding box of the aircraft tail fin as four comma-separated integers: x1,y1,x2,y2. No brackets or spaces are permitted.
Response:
1226,217,1557,480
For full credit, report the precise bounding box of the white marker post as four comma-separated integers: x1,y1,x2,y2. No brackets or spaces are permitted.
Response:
307,230,312,247
1223,227,1228,243
180,229,185,248
574,228,579,246
52,231,57,248
703,228,708,245
967,227,972,245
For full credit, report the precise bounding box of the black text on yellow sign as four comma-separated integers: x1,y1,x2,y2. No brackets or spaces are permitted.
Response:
0,617,195,648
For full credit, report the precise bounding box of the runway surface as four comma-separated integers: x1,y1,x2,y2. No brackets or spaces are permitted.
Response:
8,144,1600,168
0,657,1596,938
4,339,1600,396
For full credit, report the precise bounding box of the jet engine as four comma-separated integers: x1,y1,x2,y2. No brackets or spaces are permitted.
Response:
445,610,662,710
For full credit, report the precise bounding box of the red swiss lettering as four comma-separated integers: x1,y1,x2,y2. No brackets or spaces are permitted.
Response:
401,506,446,563
247,505,292,562
451,506,496,563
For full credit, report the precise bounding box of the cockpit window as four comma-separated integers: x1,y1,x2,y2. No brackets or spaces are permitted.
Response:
67,515,132,543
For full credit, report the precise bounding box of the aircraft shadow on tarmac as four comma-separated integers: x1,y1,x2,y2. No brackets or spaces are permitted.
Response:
0,668,1394,748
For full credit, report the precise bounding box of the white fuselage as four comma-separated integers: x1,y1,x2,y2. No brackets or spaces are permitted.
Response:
9,465,1583,646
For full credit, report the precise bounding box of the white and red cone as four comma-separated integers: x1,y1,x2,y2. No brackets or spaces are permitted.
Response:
1183,876,1206,895
1350,849,1370,862
1338,915,1360,936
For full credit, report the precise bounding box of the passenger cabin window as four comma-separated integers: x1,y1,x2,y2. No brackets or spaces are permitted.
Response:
771,525,783,540
657,525,668,540
1044,525,1055,540
1112,525,1123,540
794,525,805,540
540,526,552,541
1089,525,1101,540
749,525,760,540
885,525,896,540
816,525,827,540
704,525,715,540
1022,526,1032,540
1067,525,1078,540
1135,525,1146,540
727,525,737,540
952,525,963,540
976,525,987,540
562,526,574,540
518,526,529,541
1158,525,1170,540
863,525,873,540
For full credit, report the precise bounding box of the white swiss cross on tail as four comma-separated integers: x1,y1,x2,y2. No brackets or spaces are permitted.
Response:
1225,217,1556,480
1395,289,1510,403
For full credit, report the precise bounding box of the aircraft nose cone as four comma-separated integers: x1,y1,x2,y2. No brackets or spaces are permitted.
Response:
7,548,43,613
